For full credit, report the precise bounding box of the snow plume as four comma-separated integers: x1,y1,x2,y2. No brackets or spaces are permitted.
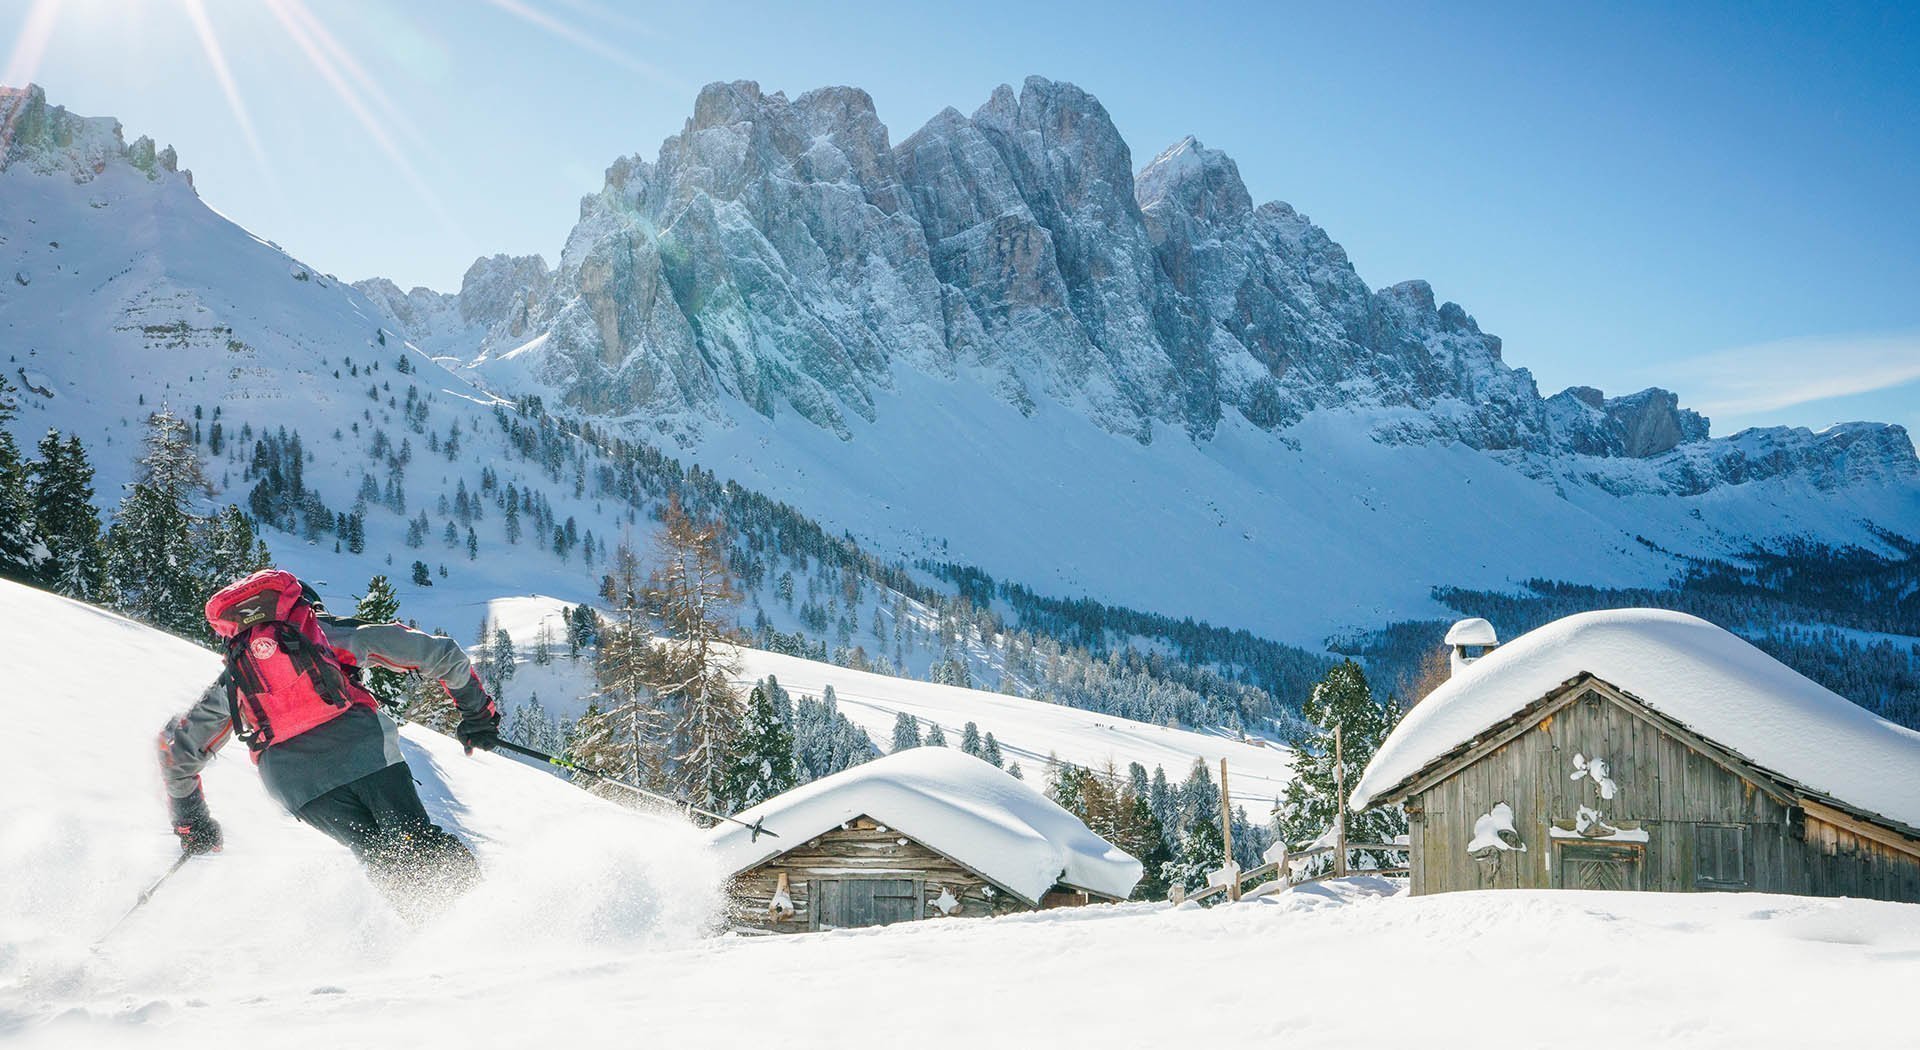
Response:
0,579,721,1036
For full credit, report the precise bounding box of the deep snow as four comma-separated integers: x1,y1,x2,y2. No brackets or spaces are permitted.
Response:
5,581,1920,1049
0,578,720,1039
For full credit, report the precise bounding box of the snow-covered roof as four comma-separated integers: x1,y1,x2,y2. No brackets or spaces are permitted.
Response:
1444,617,1498,647
709,748,1143,903
1350,609,1920,831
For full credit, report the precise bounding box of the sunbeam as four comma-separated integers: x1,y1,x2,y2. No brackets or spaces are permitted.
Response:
1,0,62,88
272,0,429,152
485,0,681,89
262,0,461,236
1,0,64,153
179,0,275,179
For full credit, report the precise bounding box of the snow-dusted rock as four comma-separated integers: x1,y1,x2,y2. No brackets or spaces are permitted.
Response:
358,75,1913,494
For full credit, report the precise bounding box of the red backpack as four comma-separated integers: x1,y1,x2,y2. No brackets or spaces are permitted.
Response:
204,569,376,755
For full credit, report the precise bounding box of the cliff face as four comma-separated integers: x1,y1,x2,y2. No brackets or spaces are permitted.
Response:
361,76,1914,493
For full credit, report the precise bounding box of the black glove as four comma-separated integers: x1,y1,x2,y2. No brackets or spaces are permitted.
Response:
457,709,501,754
169,789,223,856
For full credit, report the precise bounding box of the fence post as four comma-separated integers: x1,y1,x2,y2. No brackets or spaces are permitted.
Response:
1334,724,1348,879
1220,758,1239,901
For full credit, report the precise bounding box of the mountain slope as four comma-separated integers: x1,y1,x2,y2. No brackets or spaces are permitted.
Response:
0,84,710,637
488,595,1296,802
359,76,1920,644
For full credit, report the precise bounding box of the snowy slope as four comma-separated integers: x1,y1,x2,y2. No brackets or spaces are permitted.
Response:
7,582,1920,1049
687,374,1920,643
481,595,1297,804
731,643,1297,803
0,577,720,1033
0,87,665,640
366,76,1920,646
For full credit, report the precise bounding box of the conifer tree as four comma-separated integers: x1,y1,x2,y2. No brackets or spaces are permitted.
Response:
960,721,983,758
354,575,406,710
642,496,744,810
982,731,1003,768
507,693,561,753
1149,765,1176,832
889,711,921,751
196,506,271,605
482,628,517,702
924,722,948,747
1119,788,1174,900
574,540,667,791
29,431,104,598
1275,659,1406,874
722,681,798,813
107,409,211,636
1161,813,1227,896
0,377,43,582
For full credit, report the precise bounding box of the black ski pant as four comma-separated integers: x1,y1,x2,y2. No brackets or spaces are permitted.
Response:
297,761,480,907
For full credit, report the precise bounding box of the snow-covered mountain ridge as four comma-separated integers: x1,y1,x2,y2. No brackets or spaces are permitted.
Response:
366,76,1913,488
343,76,1919,642
5,81,1916,652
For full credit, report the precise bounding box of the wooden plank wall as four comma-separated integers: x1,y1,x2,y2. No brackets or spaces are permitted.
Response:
1408,686,1920,902
727,816,1032,933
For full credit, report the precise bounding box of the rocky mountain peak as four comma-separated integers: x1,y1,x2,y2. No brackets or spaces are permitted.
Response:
1136,136,1254,228
1,83,189,187
352,75,1914,491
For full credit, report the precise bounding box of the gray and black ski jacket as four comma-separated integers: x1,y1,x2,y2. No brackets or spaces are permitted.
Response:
159,616,493,814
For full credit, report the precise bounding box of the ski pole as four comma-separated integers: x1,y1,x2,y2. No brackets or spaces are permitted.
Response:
94,852,193,949
488,739,777,841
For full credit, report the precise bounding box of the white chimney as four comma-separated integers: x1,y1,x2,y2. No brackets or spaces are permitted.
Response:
1445,618,1499,677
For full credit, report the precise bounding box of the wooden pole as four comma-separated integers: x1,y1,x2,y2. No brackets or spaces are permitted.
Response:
1334,723,1348,879
1220,758,1238,901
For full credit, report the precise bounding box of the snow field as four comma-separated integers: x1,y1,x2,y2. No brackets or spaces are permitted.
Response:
6,576,1920,1049
0,580,721,1038
479,595,1297,807
17,877,1920,1049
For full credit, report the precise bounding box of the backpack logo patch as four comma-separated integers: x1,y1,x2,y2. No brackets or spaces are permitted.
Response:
249,635,280,661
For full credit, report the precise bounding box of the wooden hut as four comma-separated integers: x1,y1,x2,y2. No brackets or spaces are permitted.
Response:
1350,610,1920,901
710,748,1142,933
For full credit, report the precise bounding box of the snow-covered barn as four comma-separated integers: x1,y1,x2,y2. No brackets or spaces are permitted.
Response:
710,748,1143,933
1350,610,1920,901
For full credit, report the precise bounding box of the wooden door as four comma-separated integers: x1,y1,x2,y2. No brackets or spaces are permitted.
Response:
809,879,923,929
1555,842,1644,891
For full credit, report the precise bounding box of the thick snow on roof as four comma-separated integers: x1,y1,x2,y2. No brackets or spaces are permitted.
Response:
1351,609,1920,830
709,748,1143,903
1444,617,1499,646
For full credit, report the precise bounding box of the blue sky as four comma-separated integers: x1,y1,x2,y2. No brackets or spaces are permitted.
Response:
5,0,1916,436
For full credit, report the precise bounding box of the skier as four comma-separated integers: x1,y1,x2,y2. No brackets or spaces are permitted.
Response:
157,568,502,907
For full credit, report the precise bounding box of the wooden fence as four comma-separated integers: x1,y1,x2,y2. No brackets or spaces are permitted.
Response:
1169,841,1410,906
1169,749,1407,906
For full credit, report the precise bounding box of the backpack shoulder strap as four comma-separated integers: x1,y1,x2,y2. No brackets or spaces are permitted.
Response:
274,621,354,708
220,647,272,751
